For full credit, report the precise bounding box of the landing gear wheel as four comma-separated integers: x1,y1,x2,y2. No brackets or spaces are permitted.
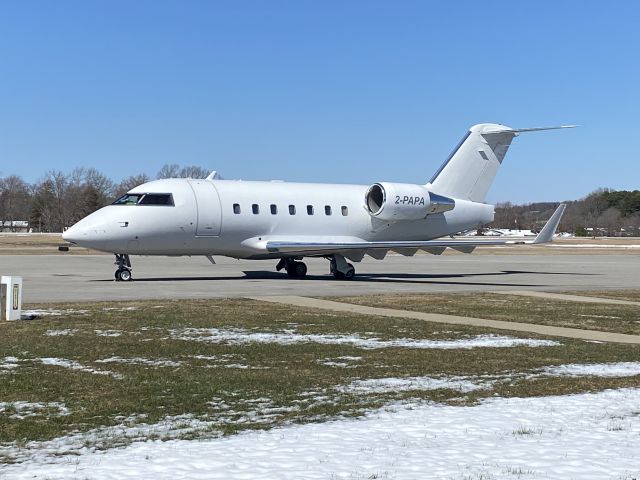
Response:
114,254,132,281
293,261,307,278
286,261,307,278
116,268,132,282
344,264,355,280
330,257,355,280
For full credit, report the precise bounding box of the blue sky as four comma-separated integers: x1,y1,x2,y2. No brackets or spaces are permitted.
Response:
1,1,638,203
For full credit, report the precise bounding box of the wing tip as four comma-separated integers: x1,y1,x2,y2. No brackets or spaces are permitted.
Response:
532,204,567,244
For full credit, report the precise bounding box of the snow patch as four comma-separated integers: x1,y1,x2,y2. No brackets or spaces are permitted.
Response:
44,329,78,337
317,356,363,368
0,401,69,419
0,356,20,370
22,308,89,317
543,361,640,378
96,357,182,368
3,389,640,479
339,376,486,394
169,328,560,350
38,358,121,378
94,330,124,337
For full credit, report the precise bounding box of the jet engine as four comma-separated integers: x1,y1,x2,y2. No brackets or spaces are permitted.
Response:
364,182,455,221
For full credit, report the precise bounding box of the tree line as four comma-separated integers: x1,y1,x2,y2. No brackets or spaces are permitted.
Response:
1,168,639,236
0,165,209,232
492,189,640,236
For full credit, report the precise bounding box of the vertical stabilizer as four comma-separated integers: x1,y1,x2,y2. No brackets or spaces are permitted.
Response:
426,123,517,203
427,124,576,203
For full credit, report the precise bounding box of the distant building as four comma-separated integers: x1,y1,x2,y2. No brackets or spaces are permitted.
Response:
0,220,30,233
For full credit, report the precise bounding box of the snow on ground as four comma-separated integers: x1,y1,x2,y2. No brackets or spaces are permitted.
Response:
22,308,89,317
38,357,120,378
43,329,78,336
316,356,363,368
0,357,19,371
94,329,124,337
339,375,486,394
0,401,69,419
96,356,182,368
543,361,640,378
170,328,560,350
3,388,640,479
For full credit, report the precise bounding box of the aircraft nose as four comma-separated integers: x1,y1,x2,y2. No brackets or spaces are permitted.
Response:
62,225,81,244
61,211,123,251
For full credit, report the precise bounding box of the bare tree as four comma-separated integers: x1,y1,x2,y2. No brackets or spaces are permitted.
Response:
156,164,181,179
157,164,209,179
179,165,209,179
0,175,31,230
114,173,151,198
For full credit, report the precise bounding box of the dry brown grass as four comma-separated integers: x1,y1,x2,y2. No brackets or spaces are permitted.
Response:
335,292,640,335
566,289,640,303
0,234,97,255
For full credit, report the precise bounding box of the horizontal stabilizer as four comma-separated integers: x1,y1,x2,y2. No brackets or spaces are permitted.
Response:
482,125,579,135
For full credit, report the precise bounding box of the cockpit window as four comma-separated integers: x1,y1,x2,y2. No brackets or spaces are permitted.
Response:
113,194,144,205
112,193,174,206
139,194,174,205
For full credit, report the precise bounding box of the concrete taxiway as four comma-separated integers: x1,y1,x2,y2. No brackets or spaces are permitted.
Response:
1,253,639,303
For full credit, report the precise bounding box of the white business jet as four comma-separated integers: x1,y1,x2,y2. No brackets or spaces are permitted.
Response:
63,123,572,281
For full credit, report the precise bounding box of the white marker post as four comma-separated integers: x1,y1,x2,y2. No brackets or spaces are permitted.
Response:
1,276,23,321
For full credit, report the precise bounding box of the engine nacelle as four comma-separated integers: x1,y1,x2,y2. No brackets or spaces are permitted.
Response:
364,182,455,221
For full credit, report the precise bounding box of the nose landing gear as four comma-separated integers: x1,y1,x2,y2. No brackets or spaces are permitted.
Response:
114,254,132,282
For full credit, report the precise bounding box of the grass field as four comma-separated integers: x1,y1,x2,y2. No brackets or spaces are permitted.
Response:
0,234,95,255
337,292,640,335
2,296,640,463
565,289,640,303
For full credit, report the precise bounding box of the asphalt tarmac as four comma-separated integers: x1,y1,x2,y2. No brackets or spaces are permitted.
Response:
1,253,638,303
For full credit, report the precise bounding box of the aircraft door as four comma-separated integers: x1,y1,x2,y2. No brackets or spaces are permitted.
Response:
188,180,222,236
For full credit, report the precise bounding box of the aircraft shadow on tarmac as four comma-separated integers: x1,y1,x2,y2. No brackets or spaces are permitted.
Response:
92,269,600,288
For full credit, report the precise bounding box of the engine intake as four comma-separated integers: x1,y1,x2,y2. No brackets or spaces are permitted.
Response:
364,182,455,221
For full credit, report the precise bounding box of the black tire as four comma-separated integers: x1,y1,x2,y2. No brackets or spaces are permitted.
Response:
117,269,132,282
344,266,355,280
333,271,345,280
294,262,307,278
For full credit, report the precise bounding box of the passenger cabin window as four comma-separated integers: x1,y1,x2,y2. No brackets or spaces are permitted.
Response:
233,203,241,214
270,204,278,215
289,205,296,215
307,205,314,215
252,204,260,214
341,206,348,216
113,193,174,206
325,205,332,216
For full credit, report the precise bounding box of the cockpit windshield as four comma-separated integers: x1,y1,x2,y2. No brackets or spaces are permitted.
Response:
112,193,174,206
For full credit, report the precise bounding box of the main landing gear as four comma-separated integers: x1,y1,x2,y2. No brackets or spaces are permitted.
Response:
329,254,355,280
276,258,308,278
275,254,356,280
114,254,132,282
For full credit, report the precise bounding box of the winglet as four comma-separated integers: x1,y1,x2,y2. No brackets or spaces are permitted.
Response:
532,204,566,244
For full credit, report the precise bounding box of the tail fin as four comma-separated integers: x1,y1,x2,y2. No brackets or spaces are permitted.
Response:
427,123,576,202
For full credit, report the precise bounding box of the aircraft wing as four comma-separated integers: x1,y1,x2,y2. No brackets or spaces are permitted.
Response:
264,204,566,258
